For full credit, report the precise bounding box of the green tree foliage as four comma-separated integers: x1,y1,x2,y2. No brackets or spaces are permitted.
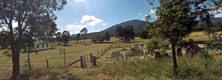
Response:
140,30,149,39
100,33,105,42
76,33,81,43
56,32,62,45
146,0,211,74
22,30,35,70
80,28,87,45
0,0,66,79
115,25,135,43
0,31,10,49
62,30,70,45
91,31,111,43
104,30,111,41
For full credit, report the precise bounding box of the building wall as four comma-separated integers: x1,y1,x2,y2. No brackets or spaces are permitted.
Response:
32,44,51,51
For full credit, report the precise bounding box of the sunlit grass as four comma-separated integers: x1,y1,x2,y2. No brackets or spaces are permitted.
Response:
1,31,222,79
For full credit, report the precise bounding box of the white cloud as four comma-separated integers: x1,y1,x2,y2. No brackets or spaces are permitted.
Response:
101,22,107,26
88,28,102,33
66,24,87,30
81,15,103,26
149,9,157,14
214,13,222,18
139,13,142,15
75,0,84,2
97,30,101,32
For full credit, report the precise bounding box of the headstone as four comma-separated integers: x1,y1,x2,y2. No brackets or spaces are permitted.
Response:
140,44,144,49
143,50,148,54
191,44,200,54
123,52,128,56
177,48,182,56
155,51,161,58
121,47,128,51
131,48,137,55
163,53,169,57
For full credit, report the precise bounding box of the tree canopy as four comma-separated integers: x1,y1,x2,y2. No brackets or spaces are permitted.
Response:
62,30,70,45
146,0,213,74
0,0,67,79
115,25,135,43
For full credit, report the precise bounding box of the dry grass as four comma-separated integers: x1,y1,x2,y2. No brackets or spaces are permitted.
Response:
1,32,221,79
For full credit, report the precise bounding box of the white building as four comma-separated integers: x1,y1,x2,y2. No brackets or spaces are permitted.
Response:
33,40,51,51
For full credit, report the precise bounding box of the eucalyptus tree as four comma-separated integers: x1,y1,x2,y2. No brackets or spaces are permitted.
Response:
0,0,67,79
62,30,70,45
146,0,212,74
80,27,87,45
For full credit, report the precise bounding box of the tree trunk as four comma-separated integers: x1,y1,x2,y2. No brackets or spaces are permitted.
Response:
208,34,211,40
171,43,178,75
28,47,31,70
11,47,20,80
83,35,86,45
205,57,208,70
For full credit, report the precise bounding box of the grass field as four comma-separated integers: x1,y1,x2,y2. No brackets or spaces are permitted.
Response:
1,31,222,80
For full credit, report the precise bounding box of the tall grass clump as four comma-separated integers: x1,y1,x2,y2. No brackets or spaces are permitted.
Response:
97,57,222,80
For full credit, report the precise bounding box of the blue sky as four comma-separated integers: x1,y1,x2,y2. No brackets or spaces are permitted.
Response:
54,0,159,34
53,0,222,34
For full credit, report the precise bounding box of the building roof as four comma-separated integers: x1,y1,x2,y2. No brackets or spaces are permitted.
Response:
34,40,50,44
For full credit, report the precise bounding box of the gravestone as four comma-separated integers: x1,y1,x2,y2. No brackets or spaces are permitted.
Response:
121,47,128,51
177,48,182,56
140,44,144,49
123,52,128,56
163,53,169,57
155,51,161,58
131,48,138,55
191,45,200,54
143,50,148,55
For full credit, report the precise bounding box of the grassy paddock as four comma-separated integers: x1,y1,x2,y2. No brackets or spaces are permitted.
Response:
1,31,222,79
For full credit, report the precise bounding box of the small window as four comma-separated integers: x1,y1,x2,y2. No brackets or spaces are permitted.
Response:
42,44,44,48
37,45,39,48
46,44,48,47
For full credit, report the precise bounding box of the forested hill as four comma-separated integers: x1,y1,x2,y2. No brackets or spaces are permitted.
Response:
81,18,222,38
86,20,147,38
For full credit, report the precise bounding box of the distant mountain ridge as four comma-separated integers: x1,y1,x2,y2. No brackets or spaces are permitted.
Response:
85,20,147,38
71,18,222,38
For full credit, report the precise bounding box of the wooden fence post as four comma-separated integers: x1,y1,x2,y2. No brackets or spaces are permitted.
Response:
84,56,87,68
80,56,84,69
122,54,124,62
93,56,96,66
46,59,49,68
90,53,93,63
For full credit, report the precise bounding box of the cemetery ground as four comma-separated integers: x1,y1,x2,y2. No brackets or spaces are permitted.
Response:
1,31,222,79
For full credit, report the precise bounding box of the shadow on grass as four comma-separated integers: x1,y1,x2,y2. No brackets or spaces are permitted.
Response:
22,48,57,54
193,41,207,44
129,41,141,43
92,42,114,44
62,45,72,47
19,68,79,80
